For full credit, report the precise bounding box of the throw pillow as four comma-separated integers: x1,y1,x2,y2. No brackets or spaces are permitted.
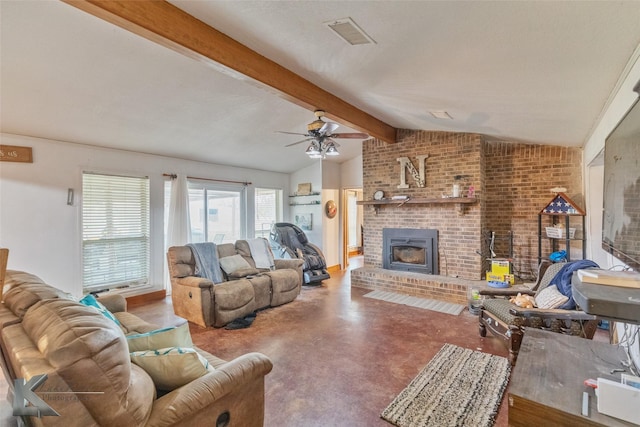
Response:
535,285,569,309
126,322,193,352
79,294,121,325
130,347,213,390
219,254,252,275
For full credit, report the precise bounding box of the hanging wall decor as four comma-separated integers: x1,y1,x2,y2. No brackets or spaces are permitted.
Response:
325,200,337,219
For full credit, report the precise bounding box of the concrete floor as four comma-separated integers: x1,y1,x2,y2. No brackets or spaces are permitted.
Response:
131,256,512,427
1,258,607,426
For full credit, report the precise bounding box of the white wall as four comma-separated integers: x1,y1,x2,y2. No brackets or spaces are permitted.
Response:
322,188,341,268
340,154,363,189
321,162,342,268
0,133,289,297
582,44,640,372
289,162,322,248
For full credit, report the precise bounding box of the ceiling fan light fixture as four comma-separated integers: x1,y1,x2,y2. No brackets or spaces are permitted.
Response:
306,142,320,155
325,142,340,156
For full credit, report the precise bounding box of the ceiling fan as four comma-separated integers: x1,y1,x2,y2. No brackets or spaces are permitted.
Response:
277,110,368,158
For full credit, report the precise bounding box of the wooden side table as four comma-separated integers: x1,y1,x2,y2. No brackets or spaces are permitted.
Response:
509,328,636,426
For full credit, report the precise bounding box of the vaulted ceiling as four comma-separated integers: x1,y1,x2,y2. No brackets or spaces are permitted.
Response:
2,1,640,173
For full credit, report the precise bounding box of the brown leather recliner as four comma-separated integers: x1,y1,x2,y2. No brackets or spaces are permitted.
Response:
167,240,303,328
0,270,273,426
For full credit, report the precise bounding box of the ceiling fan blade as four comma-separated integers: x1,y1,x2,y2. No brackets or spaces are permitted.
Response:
330,132,369,139
276,131,310,136
319,121,339,135
285,137,314,147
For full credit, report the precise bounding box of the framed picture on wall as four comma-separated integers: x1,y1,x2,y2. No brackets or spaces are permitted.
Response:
295,213,312,231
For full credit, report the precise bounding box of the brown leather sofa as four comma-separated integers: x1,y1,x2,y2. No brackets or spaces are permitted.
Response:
0,270,273,426
167,240,304,328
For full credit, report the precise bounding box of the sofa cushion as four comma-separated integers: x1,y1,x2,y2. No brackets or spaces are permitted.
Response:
21,299,154,426
3,282,72,319
535,285,569,309
80,294,121,325
167,246,196,278
127,322,193,352
3,270,46,293
130,347,213,390
234,240,260,269
116,311,160,335
220,254,253,275
266,269,300,293
216,243,238,258
214,280,255,311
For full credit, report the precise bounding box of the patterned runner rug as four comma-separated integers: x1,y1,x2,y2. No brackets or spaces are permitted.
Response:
381,344,510,427
363,290,465,315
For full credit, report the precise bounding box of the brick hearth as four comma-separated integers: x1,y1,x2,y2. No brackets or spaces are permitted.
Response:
351,267,471,305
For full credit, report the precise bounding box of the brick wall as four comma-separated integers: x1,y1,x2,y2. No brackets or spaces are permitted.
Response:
484,141,583,279
362,130,583,281
363,130,484,279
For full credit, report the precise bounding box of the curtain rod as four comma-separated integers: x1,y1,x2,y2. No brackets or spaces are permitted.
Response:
163,174,251,186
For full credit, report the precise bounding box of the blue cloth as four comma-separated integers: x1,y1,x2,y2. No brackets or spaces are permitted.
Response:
549,260,599,309
186,242,223,284
79,294,120,325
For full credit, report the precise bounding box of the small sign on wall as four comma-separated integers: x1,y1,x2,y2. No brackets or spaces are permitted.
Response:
0,145,33,163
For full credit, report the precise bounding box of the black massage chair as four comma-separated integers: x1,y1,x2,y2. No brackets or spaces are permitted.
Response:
269,222,330,284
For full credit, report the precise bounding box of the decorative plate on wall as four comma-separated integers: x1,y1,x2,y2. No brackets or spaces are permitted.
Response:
325,200,337,219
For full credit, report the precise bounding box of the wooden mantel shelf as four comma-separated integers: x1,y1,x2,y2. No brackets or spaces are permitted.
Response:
357,197,477,215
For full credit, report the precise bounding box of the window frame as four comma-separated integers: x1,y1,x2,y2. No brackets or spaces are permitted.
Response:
81,171,150,292
254,187,283,239
187,179,248,243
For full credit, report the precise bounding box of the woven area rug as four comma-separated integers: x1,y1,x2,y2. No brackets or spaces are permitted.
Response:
364,290,465,315
381,344,510,427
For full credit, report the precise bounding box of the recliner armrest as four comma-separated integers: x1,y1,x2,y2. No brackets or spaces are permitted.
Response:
96,294,127,313
509,307,597,321
173,276,214,289
479,288,535,297
146,352,273,427
274,259,304,271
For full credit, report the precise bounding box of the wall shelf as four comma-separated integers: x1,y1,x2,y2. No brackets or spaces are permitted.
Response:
289,192,321,206
358,197,477,215
289,192,321,197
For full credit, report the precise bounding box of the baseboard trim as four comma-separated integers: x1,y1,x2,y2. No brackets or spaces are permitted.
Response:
126,290,166,306
327,264,341,273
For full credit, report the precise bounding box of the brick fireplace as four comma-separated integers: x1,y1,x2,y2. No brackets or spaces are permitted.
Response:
351,129,583,305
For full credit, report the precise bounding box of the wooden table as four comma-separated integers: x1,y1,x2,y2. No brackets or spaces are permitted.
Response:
509,328,636,426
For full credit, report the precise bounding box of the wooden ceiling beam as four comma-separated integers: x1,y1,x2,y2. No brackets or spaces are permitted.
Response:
62,0,397,143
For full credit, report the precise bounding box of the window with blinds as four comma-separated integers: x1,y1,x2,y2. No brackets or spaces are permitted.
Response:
255,188,282,238
82,172,150,290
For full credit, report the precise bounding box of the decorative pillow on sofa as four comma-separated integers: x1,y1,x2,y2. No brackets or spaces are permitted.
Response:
126,322,193,352
130,347,213,390
534,285,569,309
219,254,259,278
79,294,120,325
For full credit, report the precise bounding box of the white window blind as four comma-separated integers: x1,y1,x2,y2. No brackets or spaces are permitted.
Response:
82,172,150,290
255,188,282,238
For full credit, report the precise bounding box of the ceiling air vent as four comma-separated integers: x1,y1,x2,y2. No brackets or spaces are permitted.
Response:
324,18,376,46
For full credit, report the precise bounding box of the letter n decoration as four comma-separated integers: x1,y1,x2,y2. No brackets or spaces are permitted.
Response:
397,155,429,189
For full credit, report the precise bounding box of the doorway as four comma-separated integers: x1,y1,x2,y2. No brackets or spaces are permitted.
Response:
342,188,363,269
